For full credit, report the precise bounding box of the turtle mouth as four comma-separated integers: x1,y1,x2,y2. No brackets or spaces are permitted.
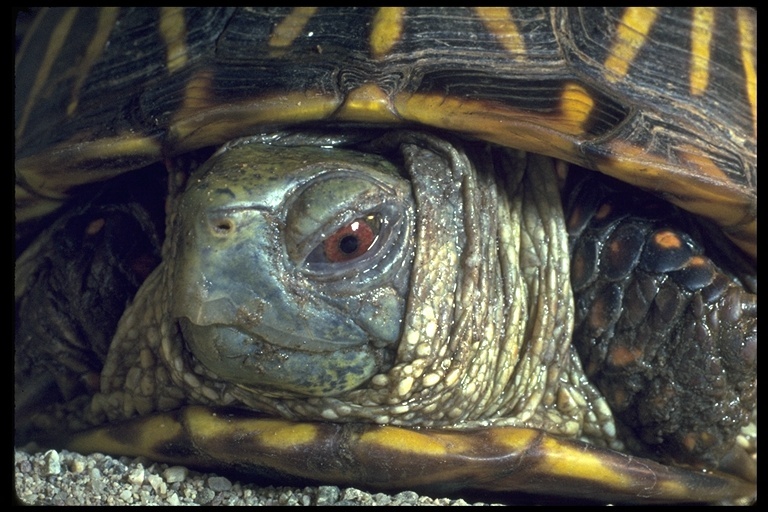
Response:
178,317,384,397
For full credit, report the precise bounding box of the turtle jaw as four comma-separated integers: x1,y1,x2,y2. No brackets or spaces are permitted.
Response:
178,319,384,397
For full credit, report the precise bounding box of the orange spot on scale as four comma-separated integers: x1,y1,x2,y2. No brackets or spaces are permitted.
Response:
687,255,706,267
608,345,643,368
653,230,682,249
682,433,697,451
610,387,629,408
85,217,106,236
588,299,607,331
571,253,585,282
595,203,612,220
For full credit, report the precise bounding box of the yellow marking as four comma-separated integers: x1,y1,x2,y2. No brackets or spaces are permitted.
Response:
15,185,70,224
68,413,184,457
334,82,400,123
16,133,161,200
179,69,215,112
689,8,714,96
604,7,659,82
253,422,319,450
67,7,120,116
268,7,317,48
539,436,631,488
678,144,729,182
72,135,160,164
370,7,404,58
16,7,79,141
474,7,526,58
394,89,590,158
360,427,448,456
159,7,188,72
490,427,538,449
184,407,318,449
559,82,594,132
170,90,341,151
737,8,757,137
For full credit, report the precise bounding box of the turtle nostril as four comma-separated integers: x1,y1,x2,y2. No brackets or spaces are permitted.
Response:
211,218,235,235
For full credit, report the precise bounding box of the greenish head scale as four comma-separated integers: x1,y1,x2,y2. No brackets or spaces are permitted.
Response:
170,140,415,397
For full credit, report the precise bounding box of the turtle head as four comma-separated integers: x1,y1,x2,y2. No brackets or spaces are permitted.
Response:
169,140,415,397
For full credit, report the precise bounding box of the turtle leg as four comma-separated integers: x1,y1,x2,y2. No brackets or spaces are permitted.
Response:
563,168,756,480
15,170,165,443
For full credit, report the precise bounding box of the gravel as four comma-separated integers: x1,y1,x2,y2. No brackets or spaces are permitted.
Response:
15,448,504,506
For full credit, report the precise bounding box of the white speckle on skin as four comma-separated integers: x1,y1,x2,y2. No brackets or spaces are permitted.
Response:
397,376,414,397
321,408,339,420
183,371,200,389
444,368,461,387
371,374,389,387
421,373,441,387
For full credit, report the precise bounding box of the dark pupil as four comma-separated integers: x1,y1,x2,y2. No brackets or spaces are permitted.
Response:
338,235,359,254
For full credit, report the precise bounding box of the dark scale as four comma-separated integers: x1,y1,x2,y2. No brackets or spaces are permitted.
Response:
15,167,165,439
563,167,756,477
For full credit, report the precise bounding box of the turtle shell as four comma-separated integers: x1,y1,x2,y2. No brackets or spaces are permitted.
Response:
16,7,756,257
15,7,756,505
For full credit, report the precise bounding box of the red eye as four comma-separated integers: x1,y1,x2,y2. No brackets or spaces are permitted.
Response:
323,218,377,263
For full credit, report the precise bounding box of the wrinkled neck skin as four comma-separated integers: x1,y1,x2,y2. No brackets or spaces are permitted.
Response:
95,131,616,447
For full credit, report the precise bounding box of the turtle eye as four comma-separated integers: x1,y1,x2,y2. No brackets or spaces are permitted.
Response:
322,215,379,263
304,214,383,266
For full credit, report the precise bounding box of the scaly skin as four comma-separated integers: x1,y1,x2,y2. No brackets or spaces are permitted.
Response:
90,132,616,445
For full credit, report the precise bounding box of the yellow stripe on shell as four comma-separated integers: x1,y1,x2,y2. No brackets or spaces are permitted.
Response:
493,427,697,500
16,133,161,199
474,7,526,59
67,8,120,116
15,7,79,142
14,186,69,225
537,435,632,490
604,7,659,83
68,412,184,458
392,92,586,163
360,427,452,456
169,88,342,152
183,407,319,449
559,83,594,131
268,7,318,48
689,7,714,97
333,83,402,124
159,7,188,73
736,9,757,138
370,7,405,59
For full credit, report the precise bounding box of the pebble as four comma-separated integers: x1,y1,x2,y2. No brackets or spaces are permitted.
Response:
42,450,61,476
14,448,504,506
207,475,232,491
163,465,188,483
